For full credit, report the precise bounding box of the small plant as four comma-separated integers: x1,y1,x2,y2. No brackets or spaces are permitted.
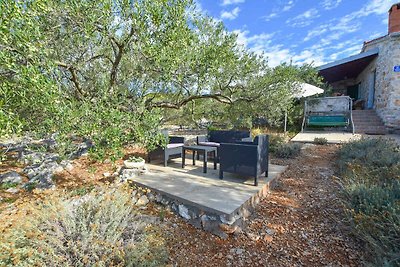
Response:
159,207,166,222
274,143,302,159
127,156,145,162
70,185,95,197
1,197,16,204
24,182,37,192
314,137,328,145
0,182,18,190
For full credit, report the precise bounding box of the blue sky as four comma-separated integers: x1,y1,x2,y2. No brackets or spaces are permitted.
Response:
197,0,399,67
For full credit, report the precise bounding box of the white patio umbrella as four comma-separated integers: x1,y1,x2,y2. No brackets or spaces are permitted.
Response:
284,83,324,133
293,82,324,99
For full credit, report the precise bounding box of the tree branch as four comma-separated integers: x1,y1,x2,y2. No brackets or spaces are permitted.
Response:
56,61,85,99
149,93,233,109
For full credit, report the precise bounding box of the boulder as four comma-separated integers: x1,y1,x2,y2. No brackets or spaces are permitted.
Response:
6,188,19,194
136,195,149,206
0,171,22,184
178,204,191,220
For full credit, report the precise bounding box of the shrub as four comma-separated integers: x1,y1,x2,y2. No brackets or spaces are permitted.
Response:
274,143,302,158
251,128,264,138
313,137,328,145
338,138,400,266
268,134,286,153
0,187,168,267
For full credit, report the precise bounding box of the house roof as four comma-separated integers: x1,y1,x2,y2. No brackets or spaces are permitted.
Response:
318,47,379,83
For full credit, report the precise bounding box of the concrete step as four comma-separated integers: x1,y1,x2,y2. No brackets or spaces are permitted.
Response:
353,121,386,126
351,109,387,135
355,126,387,135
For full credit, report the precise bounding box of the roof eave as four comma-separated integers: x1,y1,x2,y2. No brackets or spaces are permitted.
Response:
318,47,379,71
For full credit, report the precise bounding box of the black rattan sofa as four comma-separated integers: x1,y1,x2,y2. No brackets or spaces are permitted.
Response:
196,130,251,149
218,135,269,186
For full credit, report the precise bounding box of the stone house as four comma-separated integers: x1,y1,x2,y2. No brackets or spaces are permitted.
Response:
318,3,400,134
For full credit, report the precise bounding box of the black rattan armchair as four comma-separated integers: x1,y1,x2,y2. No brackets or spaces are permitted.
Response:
219,135,269,186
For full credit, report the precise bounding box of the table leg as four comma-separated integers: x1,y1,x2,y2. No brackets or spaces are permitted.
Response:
213,150,217,170
182,148,185,168
203,151,207,173
192,150,195,165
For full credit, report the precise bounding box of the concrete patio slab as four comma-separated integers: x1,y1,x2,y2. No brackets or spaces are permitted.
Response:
291,131,362,144
132,159,287,216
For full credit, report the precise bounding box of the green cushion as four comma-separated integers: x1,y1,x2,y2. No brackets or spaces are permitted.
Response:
308,116,348,127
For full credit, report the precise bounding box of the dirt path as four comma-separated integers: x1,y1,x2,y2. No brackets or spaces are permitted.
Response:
163,145,363,266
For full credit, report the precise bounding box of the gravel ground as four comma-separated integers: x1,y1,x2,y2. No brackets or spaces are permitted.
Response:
162,144,364,266
0,144,365,266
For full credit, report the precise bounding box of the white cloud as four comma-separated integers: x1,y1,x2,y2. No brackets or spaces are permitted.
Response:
221,0,245,6
283,0,295,12
321,0,342,10
292,50,326,66
263,12,278,22
286,8,320,27
232,29,325,67
220,7,241,20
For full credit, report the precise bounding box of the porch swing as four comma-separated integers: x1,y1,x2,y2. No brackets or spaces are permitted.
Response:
301,96,355,133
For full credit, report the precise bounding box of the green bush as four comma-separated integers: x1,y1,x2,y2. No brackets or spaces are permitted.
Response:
274,142,302,158
313,137,328,145
338,138,400,266
268,134,286,153
0,187,168,267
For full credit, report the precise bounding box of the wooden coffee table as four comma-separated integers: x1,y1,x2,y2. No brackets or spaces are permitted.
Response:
182,145,217,173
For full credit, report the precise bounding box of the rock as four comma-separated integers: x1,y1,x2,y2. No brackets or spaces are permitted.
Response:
0,171,23,184
264,234,273,242
201,215,228,239
70,140,93,159
235,248,244,255
266,228,276,236
115,166,123,174
227,254,234,260
25,172,54,189
147,192,155,202
246,232,261,241
103,159,111,164
178,204,191,220
216,252,224,259
103,172,111,178
120,168,139,181
220,224,239,234
136,195,149,206
6,188,19,194
131,196,138,205
60,160,74,171
20,152,45,165
220,214,236,225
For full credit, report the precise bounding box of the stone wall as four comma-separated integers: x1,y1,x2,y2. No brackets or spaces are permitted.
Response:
356,57,377,104
362,33,400,132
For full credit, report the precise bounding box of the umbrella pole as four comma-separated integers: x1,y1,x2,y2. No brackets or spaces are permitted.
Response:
284,110,287,135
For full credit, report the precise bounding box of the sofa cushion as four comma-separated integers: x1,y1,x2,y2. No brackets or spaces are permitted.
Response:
198,141,220,147
166,143,184,149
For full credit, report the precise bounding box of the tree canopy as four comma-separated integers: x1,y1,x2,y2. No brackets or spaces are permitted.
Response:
0,0,323,158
